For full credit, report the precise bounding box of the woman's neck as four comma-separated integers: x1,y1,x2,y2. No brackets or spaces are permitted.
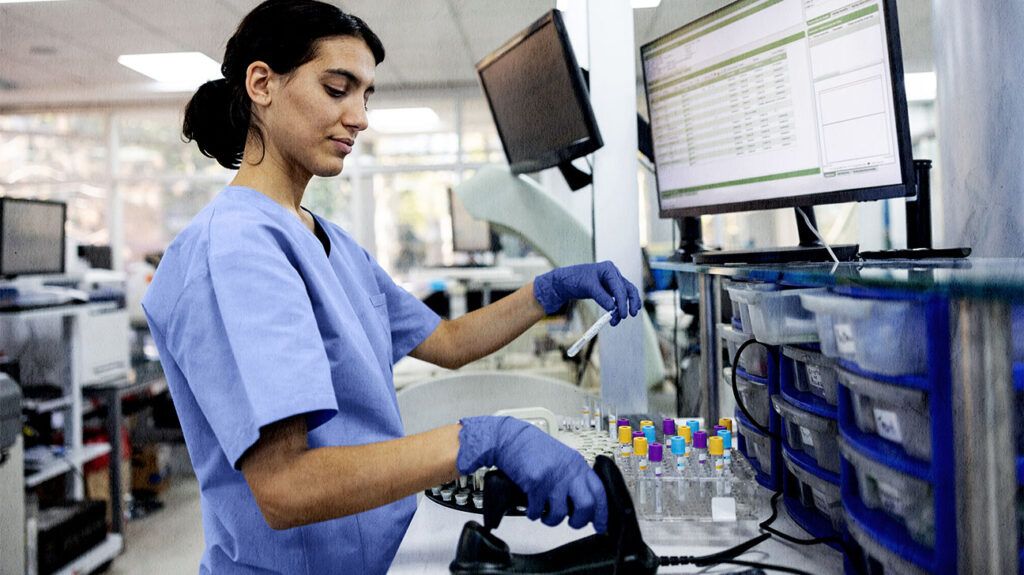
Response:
230,139,314,228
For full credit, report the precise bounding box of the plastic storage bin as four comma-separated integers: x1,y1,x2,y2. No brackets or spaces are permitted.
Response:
733,369,771,427
736,411,774,478
840,438,935,548
837,367,931,461
721,323,769,377
783,446,843,532
799,292,928,376
724,281,778,335
773,395,840,473
783,346,840,405
725,286,824,345
847,517,928,575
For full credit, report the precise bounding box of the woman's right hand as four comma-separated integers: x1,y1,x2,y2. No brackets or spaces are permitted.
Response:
457,416,608,532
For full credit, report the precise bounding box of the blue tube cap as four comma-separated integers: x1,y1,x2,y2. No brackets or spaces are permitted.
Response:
671,435,686,455
719,430,732,450
642,425,656,444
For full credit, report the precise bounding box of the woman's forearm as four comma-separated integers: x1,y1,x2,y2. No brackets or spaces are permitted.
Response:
252,423,462,529
438,282,546,368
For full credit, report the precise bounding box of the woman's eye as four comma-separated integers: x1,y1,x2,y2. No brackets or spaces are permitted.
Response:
325,86,345,98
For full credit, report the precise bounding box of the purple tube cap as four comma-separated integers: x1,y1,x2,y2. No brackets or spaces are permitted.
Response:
694,430,708,449
714,425,727,436
662,419,677,436
649,443,663,462
617,418,631,429
632,430,644,438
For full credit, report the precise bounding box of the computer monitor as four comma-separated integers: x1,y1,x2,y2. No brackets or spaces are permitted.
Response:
449,189,493,254
0,197,66,278
477,10,603,188
641,0,914,220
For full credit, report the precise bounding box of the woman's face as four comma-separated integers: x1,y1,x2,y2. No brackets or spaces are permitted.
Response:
261,36,376,178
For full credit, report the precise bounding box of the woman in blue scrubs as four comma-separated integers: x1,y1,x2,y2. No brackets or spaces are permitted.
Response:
142,1,641,573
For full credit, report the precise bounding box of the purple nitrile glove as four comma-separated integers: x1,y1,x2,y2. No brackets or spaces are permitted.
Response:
457,416,608,533
533,261,642,326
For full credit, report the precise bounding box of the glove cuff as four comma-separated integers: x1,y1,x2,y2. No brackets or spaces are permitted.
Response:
456,416,501,475
533,273,564,315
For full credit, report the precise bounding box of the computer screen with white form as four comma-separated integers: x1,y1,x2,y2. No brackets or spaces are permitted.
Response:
642,0,913,217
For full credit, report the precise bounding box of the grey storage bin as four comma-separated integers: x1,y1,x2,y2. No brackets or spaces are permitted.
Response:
848,515,928,575
840,438,935,548
724,281,779,335
837,368,932,461
726,286,824,345
783,346,839,405
733,371,771,427
773,396,840,473
721,323,769,377
741,422,773,476
782,448,844,532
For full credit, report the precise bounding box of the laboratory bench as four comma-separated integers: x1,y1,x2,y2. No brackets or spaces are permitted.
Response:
392,488,842,574
651,256,1024,574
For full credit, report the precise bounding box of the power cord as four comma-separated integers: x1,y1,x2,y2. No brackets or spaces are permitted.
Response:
731,338,775,437
796,207,839,265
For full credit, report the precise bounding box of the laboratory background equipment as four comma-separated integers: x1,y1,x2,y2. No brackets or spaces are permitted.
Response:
448,188,496,264
475,9,603,191
0,197,67,279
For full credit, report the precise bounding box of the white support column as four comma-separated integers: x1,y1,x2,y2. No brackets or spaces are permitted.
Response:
586,0,646,414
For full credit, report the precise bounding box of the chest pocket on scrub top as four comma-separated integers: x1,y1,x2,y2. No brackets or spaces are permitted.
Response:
368,292,393,366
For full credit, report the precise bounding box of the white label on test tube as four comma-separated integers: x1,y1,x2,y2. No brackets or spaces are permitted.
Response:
638,456,649,473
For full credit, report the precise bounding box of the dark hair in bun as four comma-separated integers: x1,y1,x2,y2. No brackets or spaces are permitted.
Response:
182,0,385,170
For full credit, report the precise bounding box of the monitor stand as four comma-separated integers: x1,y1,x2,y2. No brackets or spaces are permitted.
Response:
692,207,859,265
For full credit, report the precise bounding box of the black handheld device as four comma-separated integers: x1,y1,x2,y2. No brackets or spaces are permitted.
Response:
449,455,659,575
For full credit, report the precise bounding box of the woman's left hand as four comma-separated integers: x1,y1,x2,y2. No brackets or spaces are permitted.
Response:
533,261,641,325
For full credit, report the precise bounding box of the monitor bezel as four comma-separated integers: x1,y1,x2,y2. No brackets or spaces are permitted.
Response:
476,9,604,175
641,0,915,219
0,197,68,279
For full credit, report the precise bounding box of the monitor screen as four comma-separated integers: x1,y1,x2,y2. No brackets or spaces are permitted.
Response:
642,0,913,218
449,189,492,253
477,10,603,174
0,198,66,277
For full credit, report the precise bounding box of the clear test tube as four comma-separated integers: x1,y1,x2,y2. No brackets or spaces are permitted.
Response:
458,475,469,490
593,403,602,431
709,436,725,496
608,412,619,440
649,443,664,519
617,425,634,470
693,431,709,477
718,430,733,476
633,436,650,509
581,402,591,430
679,427,694,467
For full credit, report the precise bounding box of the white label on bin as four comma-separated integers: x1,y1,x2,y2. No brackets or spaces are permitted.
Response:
806,365,825,392
873,408,904,444
800,426,816,447
834,322,856,355
711,497,738,522
812,489,834,514
877,480,906,517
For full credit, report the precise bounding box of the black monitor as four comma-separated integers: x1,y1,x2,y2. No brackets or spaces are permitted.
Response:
0,197,66,278
448,189,493,254
641,0,913,262
477,10,603,189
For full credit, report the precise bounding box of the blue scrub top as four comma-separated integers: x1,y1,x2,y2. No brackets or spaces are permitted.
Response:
142,186,441,574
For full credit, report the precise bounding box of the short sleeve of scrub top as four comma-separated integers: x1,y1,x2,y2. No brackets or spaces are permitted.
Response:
141,187,441,574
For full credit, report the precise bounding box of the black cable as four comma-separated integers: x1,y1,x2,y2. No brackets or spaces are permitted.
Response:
759,492,849,552
731,338,773,436
708,559,815,575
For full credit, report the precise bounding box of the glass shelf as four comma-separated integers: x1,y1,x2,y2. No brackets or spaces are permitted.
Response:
651,258,1024,302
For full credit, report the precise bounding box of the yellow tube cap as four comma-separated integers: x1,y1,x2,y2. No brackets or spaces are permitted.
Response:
709,436,724,456
633,436,649,456
618,426,633,445
719,418,733,433
640,420,654,429
680,426,693,444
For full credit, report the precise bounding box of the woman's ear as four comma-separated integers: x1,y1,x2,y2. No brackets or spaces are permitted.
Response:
246,61,273,107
